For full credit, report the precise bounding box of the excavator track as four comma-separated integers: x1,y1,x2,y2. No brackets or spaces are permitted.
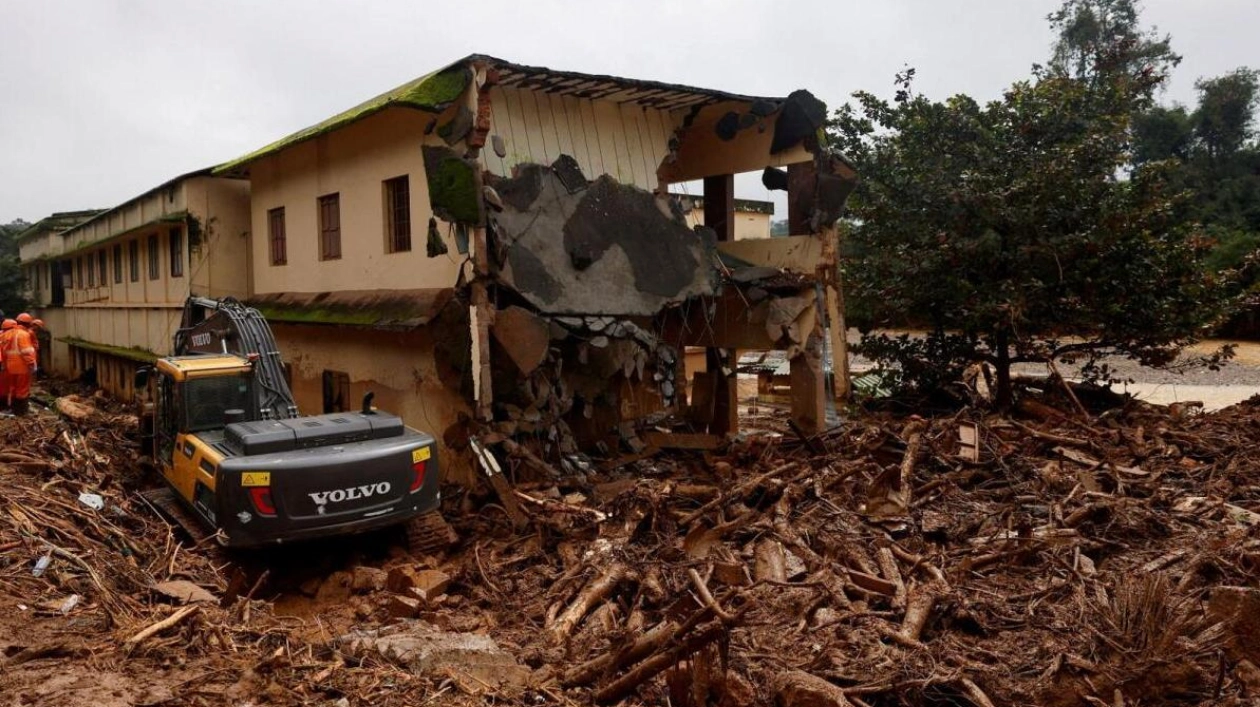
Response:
406,511,457,556
140,487,216,546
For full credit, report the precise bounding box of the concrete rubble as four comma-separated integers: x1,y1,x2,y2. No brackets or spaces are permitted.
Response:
338,622,531,688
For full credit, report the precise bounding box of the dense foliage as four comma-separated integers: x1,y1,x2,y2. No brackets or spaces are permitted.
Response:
831,0,1238,406
0,220,30,317
1133,69,1260,274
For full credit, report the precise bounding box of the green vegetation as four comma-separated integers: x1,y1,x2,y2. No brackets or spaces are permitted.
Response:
252,297,438,328
831,0,1240,407
425,151,482,224
1132,68,1260,279
0,220,30,315
58,337,158,363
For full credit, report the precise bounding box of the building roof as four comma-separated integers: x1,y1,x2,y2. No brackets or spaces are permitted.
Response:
247,288,455,329
56,166,217,243
215,53,786,177
14,209,106,242
670,192,775,215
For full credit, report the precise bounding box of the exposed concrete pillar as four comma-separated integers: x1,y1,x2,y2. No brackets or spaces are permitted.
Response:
790,334,826,435
467,63,496,423
787,162,815,236
818,221,850,403
703,174,735,242
706,347,738,437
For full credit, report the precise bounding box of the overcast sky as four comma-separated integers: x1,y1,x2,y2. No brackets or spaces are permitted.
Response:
2,0,1256,224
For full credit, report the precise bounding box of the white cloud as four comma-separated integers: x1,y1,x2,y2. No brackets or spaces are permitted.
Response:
1,0,1255,222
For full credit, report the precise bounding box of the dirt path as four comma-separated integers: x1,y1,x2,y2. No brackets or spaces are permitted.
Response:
851,331,1260,410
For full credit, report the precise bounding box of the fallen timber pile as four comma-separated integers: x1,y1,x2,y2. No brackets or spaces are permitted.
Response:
2,384,1260,706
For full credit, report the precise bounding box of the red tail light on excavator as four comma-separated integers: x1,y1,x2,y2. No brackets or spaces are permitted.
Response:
410,460,427,493
410,447,431,493
249,487,277,516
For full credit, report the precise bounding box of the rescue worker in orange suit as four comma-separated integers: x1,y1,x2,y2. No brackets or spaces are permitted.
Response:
30,318,47,376
0,320,9,405
2,317,38,415
16,314,35,371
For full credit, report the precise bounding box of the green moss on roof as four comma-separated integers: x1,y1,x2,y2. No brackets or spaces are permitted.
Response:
60,337,159,364
15,210,107,242
215,64,472,175
253,304,384,327
425,151,482,224
248,289,452,329
65,211,189,254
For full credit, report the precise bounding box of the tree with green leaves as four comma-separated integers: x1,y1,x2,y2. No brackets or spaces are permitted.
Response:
1130,68,1259,277
830,1,1234,408
0,220,31,317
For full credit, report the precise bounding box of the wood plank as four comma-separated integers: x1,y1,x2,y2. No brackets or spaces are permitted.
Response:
641,430,724,450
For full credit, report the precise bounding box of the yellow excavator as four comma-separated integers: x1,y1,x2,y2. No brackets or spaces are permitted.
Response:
137,297,451,552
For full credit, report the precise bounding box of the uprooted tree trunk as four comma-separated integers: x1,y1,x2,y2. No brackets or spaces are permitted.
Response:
549,563,634,643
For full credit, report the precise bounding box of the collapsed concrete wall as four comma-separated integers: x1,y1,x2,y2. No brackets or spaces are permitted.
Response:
485,160,719,316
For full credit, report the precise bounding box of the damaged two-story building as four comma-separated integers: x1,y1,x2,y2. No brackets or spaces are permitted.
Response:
24,54,856,486
211,54,857,483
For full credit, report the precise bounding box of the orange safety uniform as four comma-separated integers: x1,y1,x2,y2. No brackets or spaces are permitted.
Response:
2,323,37,410
26,319,42,371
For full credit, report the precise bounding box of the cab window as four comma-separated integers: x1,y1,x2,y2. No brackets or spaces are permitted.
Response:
184,375,253,432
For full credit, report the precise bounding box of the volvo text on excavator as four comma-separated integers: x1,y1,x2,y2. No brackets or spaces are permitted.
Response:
137,297,451,552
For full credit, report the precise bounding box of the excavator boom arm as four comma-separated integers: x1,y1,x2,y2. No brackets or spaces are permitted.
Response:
175,296,299,419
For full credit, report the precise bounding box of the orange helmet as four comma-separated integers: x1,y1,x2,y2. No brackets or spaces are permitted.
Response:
1,319,15,330
32,319,44,329
15,313,32,325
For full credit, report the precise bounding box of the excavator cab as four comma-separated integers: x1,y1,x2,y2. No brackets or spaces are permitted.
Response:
136,297,447,550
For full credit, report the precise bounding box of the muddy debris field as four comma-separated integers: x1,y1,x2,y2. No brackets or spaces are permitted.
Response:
2,384,1260,706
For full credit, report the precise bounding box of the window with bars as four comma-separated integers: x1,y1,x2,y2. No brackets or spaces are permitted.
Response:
88,253,96,287
148,234,160,280
169,227,184,277
383,176,411,253
113,244,123,283
76,257,83,289
129,240,139,282
98,249,107,286
268,207,287,266
318,193,341,260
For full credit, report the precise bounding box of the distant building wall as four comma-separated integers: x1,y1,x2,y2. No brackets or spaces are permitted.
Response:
32,173,251,401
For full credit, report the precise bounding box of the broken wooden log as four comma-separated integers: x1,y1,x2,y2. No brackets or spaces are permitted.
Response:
788,419,827,456
688,568,736,623
549,563,633,643
593,622,726,703
514,490,608,523
501,438,564,480
958,677,997,707
754,539,788,583
641,430,724,450
471,438,528,529
681,462,799,526
125,605,199,648
772,670,853,707
899,582,942,643
898,419,928,510
876,546,907,608
561,619,679,687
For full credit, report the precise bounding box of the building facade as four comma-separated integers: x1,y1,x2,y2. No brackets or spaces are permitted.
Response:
23,54,857,486
27,171,251,399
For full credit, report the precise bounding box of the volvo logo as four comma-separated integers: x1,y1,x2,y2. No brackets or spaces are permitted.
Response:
309,482,391,513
